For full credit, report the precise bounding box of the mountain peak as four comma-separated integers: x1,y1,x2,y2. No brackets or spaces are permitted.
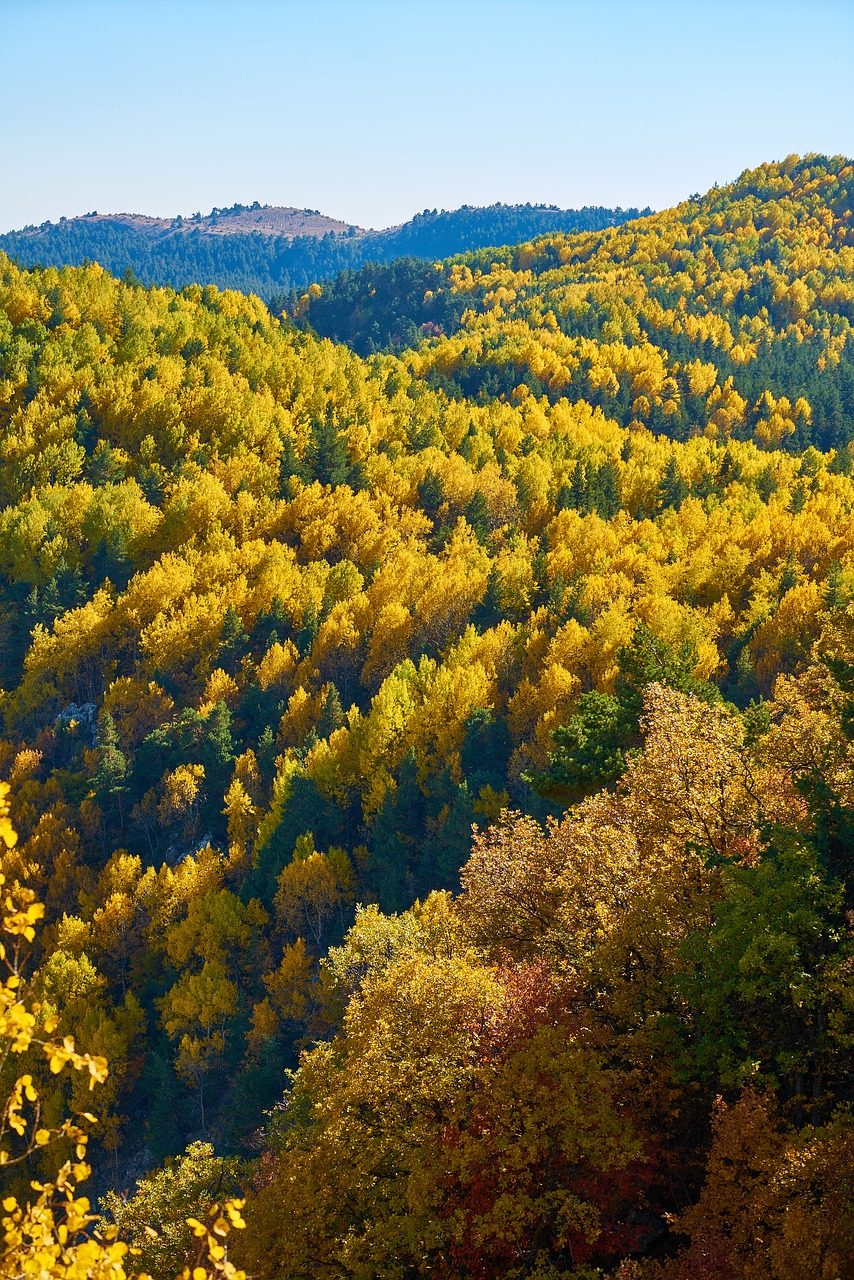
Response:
24,205,362,241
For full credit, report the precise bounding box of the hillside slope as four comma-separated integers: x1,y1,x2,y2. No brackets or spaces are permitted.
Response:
299,154,854,451
0,201,647,298
14,204,359,239
2,156,854,1275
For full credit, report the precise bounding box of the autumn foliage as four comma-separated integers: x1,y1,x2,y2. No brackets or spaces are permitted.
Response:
1,155,854,1275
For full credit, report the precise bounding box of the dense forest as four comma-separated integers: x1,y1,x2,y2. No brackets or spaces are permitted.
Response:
0,202,647,300
296,157,854,450
3,153,854,1277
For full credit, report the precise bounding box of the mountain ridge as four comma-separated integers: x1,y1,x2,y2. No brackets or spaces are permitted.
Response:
4,154,854,1274
293,153,854,452
0,200,650,298
11,203,361,240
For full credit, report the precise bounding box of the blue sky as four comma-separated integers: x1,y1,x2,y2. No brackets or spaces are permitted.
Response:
1,0,852,233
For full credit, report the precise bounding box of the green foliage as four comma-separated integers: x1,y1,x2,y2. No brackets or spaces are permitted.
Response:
94,708,129,827
656,455,689,513
0,203,644,300
677,841,849,1095
307,405,350,487
3,160,854,1262
101,1141,242,1279
533,689,629,799
534,622,719,799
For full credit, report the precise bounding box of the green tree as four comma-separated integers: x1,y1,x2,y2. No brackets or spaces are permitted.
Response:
102,1141,242,1280
308,404,350,487
533,622,719,801
95,708,129,834
656,456,688,512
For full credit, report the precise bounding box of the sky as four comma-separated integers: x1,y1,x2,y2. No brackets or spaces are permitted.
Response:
0,0,852,234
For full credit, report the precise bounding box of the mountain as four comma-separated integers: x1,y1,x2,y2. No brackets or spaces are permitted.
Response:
295,153,854,452
3,155,854,1276
0,200,649,298
14,203,359,240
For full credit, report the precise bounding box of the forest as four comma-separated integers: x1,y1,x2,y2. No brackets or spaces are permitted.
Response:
295,157,854,449
0,202,647,301
2,152,854,1277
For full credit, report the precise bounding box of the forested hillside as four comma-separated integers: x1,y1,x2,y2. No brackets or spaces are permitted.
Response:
0,201,646,299
2,153,854,1277
298,154,854,449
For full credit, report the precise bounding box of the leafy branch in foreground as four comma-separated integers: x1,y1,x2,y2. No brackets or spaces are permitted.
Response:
0,780,246,1280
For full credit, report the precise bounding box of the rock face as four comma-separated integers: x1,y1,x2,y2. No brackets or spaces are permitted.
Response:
55,702,97,740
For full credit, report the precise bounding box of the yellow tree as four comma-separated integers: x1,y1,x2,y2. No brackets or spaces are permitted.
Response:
158,963,238,1134
273,838,355,949
0,782,246,1278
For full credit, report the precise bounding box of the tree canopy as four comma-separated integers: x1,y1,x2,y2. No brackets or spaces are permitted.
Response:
2,154,854,1275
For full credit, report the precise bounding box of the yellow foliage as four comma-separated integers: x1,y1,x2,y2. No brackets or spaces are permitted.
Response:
199,668,239,714
256,640,298,692
0,789,244,1278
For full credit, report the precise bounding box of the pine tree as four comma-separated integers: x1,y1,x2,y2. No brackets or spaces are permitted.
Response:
464,491,490,544
308,404,350,487
570,460,592,513
318,685,345,738
825,560,846,609
95,709,129,833
279,435,308,492
219,605,249,673
417,468,445,520
656,456,688,512
297,606,320,657
594,459,621,518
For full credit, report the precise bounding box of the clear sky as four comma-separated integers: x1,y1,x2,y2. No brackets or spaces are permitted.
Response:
1,0,852,234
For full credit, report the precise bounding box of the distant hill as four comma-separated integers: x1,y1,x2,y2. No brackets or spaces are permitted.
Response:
22,203,361,240
0,200,649,298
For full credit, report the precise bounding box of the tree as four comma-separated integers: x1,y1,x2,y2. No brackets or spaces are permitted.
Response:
102,1142,242,1280
0,783,246,1279
533,622,720,801
94,709,129,835
675,839,851,1109
273,838,355,949
307,405,350,488
218,606,249,675
656,1093,854,1279
158,962,239,1132
656,456,688,512
158,763,206,846
165,889,269,987
240,895,651,1279
531,689,628,799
